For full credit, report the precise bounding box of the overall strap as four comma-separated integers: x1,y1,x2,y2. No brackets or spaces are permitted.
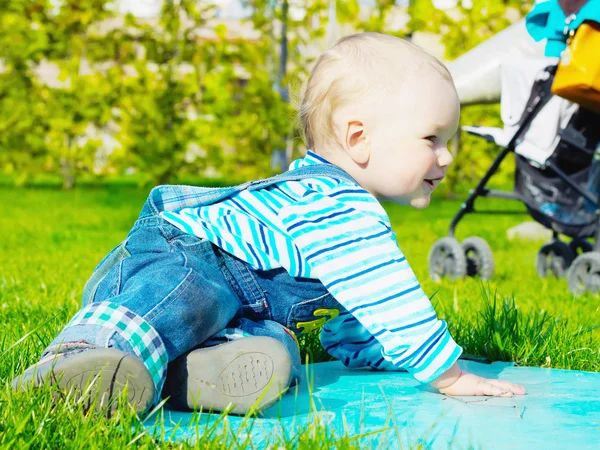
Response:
146,163,359,216
245,163,358,192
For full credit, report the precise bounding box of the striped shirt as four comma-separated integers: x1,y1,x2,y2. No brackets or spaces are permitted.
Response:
161,151,462,383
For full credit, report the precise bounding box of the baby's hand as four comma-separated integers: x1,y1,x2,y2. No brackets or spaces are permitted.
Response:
430,362,526,397
438,370,526,397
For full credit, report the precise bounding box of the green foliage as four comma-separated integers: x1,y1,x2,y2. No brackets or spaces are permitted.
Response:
0,1,51,185
1,0,539,191
243,0,333,166
447,105,515,193
0,0,125,189
124,0,297,183
114,1,217,185
1,0,296,188
341,0,404,35
407,0,534,192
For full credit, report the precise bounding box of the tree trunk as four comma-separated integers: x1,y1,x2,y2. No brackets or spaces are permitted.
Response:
271,0,290,171
279,0,289,86
60,157,75,190
61,135,76,190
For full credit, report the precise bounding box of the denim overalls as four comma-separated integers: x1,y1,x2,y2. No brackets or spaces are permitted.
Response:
44,164,354,398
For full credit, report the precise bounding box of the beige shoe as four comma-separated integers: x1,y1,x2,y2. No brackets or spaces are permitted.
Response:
12,348,155,415
162,336,292,414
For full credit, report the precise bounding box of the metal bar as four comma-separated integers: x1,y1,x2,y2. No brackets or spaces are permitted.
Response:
594,213,600,251
545,160,598,204
448,145,513,236
467,210,527,215
559,129,594,155
448,73,554,237
480,189,522,201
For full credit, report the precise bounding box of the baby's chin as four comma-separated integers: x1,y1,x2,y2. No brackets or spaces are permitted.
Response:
381,194,431,208
376,189,431,208
409,194,431,209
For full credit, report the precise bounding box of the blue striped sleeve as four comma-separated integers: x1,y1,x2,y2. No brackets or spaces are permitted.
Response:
321,315,403,371
280,190,462,383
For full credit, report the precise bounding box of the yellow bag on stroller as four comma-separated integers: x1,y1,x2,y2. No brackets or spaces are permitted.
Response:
551,20,600,113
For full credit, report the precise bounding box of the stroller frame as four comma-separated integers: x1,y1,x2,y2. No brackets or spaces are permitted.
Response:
429,65,600,295
448,65,600,247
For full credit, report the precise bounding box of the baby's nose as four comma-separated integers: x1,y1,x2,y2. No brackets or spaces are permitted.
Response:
436,147,454,167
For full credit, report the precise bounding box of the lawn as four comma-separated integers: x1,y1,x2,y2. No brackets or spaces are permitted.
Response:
1,185,598,449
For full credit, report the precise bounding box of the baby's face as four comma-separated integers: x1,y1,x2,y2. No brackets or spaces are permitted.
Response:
362,71,460,208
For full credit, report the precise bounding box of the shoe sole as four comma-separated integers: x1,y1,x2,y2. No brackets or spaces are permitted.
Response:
13,349,155,415
162,336,292,414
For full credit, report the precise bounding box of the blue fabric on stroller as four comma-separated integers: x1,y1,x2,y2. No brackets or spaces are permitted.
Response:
460,63,600,238
526,0,600,57
514,104,600,238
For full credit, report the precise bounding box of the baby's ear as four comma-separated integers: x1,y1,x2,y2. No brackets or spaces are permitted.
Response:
346,120,370,165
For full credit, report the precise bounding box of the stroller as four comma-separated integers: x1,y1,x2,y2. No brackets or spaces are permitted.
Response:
428,57,600,294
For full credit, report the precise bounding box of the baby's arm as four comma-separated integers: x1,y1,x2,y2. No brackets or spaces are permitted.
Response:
281,187,525,396
281,190,461,382
321,311,402,371
322,314,525,396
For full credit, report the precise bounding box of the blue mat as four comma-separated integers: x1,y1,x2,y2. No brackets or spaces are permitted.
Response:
144,360,600,449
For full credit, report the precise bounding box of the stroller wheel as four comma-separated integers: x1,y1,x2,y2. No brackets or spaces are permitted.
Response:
462,237,495,281
569,238,593,256
566,252,600,295
536,240,574,279
428,237,467,282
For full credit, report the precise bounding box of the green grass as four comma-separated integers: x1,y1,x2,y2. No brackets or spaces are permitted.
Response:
1,186,599,449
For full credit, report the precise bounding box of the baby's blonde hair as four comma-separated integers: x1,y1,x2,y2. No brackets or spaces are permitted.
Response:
296,32,452,151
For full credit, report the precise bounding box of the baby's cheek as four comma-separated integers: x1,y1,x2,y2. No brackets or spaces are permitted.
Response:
423,153,438,169
401,175,422,192
409,173,426,189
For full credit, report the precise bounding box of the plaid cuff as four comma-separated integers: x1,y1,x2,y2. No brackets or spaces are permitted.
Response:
65,302,169,404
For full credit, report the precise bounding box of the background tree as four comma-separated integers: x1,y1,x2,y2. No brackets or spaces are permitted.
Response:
244,0,332,169
0,0,536,191
407,0,533,194
116,0,298,184
0,0,126,189
0,0,52,186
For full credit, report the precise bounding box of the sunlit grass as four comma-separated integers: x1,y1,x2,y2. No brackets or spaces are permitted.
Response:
1,186,598,448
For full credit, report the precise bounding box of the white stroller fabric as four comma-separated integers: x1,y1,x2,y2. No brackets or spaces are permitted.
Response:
448,18,545,105
463,57,579,167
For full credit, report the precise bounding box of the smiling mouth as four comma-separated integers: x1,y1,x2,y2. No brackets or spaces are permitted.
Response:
424,177,443,189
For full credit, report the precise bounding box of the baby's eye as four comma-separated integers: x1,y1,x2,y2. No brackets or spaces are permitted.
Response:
424,136,437,143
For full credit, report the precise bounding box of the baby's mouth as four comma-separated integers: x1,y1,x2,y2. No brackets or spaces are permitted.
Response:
424,177,443,189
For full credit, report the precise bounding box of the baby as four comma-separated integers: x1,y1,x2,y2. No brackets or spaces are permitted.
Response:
13,32,525,415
